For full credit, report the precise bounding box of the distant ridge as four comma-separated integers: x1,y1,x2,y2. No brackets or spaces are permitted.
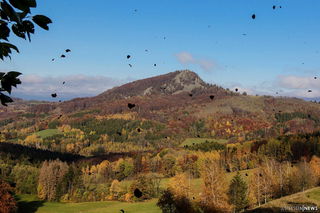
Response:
97,70,211,100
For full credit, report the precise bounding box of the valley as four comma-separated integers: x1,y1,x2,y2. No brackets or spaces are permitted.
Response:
1,70,320,212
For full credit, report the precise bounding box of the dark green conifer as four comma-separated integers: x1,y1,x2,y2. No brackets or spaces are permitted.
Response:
228,172,249,212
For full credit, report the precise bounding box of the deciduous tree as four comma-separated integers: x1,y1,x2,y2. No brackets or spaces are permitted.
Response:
0,179,17,213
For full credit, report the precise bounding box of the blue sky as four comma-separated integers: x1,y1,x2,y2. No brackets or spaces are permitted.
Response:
2,0,320,100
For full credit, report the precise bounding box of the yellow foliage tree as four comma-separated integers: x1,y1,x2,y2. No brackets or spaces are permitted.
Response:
200,158,231,212
168,173,190,199
110,179,122,200
24,134,43,148
310,155,320,185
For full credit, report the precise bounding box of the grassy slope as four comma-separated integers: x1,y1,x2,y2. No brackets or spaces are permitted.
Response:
35,129,62,139
250,187,320,212
17,195,161,213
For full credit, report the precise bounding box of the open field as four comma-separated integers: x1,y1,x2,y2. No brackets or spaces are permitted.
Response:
249,187,320,212
179,137,228,147
17,195,161,213
35,129,62,139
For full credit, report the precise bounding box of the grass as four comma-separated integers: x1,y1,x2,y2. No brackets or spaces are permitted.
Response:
35,129,62,139
307,187,320,201
17,194,161,213
250,187,320,212
179,138,227,147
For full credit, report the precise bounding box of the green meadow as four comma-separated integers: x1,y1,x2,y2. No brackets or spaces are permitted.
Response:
17,195,161,213
35,129,62,139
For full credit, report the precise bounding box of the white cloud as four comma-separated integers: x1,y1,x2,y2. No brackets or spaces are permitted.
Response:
222,82,255,95
11,74,130,101
275,75,320,98
277,75,319,89
176,52,194,64
198,59,215,71
176,52,216,72
222,75,320,100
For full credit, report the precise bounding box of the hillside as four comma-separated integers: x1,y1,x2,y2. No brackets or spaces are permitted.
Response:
1,70,320,152
248,187,320,212
1,70,320,213
98,70,212,98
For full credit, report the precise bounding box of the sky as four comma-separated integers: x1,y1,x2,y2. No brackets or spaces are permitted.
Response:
1,0,320,101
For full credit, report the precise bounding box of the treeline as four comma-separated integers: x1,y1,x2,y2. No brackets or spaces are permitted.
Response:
0,143,82,163
157,156,320,213
184,141,226,152
275,112,320,124
1,131,320,212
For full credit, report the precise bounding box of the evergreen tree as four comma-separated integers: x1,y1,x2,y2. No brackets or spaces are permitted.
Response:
228,172,249,212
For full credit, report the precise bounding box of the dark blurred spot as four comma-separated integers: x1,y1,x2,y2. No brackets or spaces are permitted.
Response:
242,33,247,36
51,93,57,98
154,64,157,67
314,77,317,79
272,5,276,10
60,54,66,58
134,188,143,198
62,81,65,84
116,131,122,136
308,90,312,93
209,95,215,100
128,103,136,109
65,49,71,52
235,88,238,92
252,14,256,19
127,55,131,59
137,128,141,132
245,173,248,176
129,64,132,67
120,209,125,213
189,93,193,97
51,58,55,61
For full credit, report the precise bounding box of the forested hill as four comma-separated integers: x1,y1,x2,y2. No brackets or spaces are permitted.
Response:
1,70,320,152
